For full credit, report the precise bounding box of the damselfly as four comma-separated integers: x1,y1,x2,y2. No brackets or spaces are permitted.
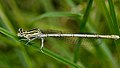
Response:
17,28,120,51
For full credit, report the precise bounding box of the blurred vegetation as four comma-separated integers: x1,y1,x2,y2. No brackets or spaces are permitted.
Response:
0,0,120,68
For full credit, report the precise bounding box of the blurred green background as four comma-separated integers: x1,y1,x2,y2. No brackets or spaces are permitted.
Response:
0,0,120,68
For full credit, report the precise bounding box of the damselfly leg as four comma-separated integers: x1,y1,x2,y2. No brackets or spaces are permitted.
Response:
25,38,36,45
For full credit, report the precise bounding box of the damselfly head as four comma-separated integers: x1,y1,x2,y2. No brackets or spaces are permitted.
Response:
17,28,24,37
19,28,23,33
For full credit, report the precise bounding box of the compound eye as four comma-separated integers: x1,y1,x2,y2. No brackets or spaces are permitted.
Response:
17,33,23,37
19,28,23,33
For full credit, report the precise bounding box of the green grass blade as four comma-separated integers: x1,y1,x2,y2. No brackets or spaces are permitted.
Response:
43,48,84,68
95,0,120,68
30,44,85,68
39,0,58,28
87,21,119,68
108,0,120,66
79,0,93,32
7,0,26,27
0,27,33,68
108,0,119,34
95,0,119,34
73,0,93,63
0,2,15,33
30,12,82,22
0,27,16,40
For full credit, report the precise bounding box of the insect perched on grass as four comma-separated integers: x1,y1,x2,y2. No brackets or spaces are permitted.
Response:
17,28,120,51
18,28,45,51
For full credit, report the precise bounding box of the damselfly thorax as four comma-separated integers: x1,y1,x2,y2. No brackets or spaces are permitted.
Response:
18,28,42,40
